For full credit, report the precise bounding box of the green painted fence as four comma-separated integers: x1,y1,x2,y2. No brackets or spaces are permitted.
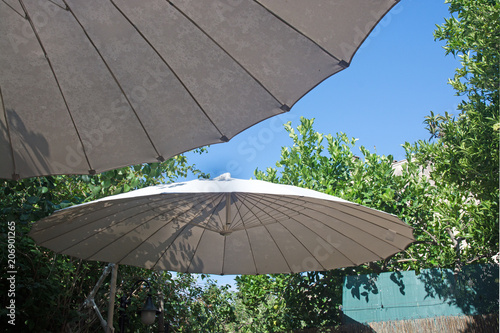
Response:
342,264,499,324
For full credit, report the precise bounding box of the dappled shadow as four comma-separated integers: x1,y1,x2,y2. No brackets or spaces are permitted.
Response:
342,264,498,328
29,194,210,273
344,270,408,304
389,271,405,295
344,273,379,303
417,264,499,316
2,108,50,178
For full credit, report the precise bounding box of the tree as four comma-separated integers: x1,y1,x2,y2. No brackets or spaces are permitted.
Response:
162,273,236,332
416,0,499,269
233,274,289,332
419,0,499,203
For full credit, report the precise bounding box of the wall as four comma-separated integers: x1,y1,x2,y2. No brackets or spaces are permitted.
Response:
342,264,499,324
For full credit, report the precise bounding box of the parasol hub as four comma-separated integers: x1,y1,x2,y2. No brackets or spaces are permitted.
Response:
219,230,233,236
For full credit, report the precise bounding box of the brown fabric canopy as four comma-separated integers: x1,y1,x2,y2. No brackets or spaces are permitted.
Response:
1,0,398,179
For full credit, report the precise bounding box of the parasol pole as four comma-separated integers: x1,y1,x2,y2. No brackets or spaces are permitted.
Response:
157,271,165,333
106,263,118,333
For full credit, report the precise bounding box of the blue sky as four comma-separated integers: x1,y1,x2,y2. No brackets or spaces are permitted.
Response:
185,0,462,286
184,0,462,183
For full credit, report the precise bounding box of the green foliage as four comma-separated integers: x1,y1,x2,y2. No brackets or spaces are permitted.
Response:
279,271,345,330
98,270,237,333
420,0,499,203
415,0,499,270
232,275,288,332
164,273,236,332
250,112,499,329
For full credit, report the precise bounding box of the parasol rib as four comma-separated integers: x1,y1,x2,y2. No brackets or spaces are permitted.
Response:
0,86,17,178
47,0,66,10
276,220,331,272
62,208,167,257
19,0,94,174
31,193,199,243
232,194,259,275
252,193,402,254
110,0,227,141
236,193,297,273
184,225,210,273
252,0,400,109
167,0,287,112
239,192,330,271
86,193,217,263
62,0,162,162
254,0,399,66
206,192,227,233
254,193,414,244
225,193,231,228
244,193,387,264
112,196,215,265
221,228,227,274
310,198,414,241
1,0,24,17
151,193,226,270
57,197,201,257
253,0,343,64
184,194,229,273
